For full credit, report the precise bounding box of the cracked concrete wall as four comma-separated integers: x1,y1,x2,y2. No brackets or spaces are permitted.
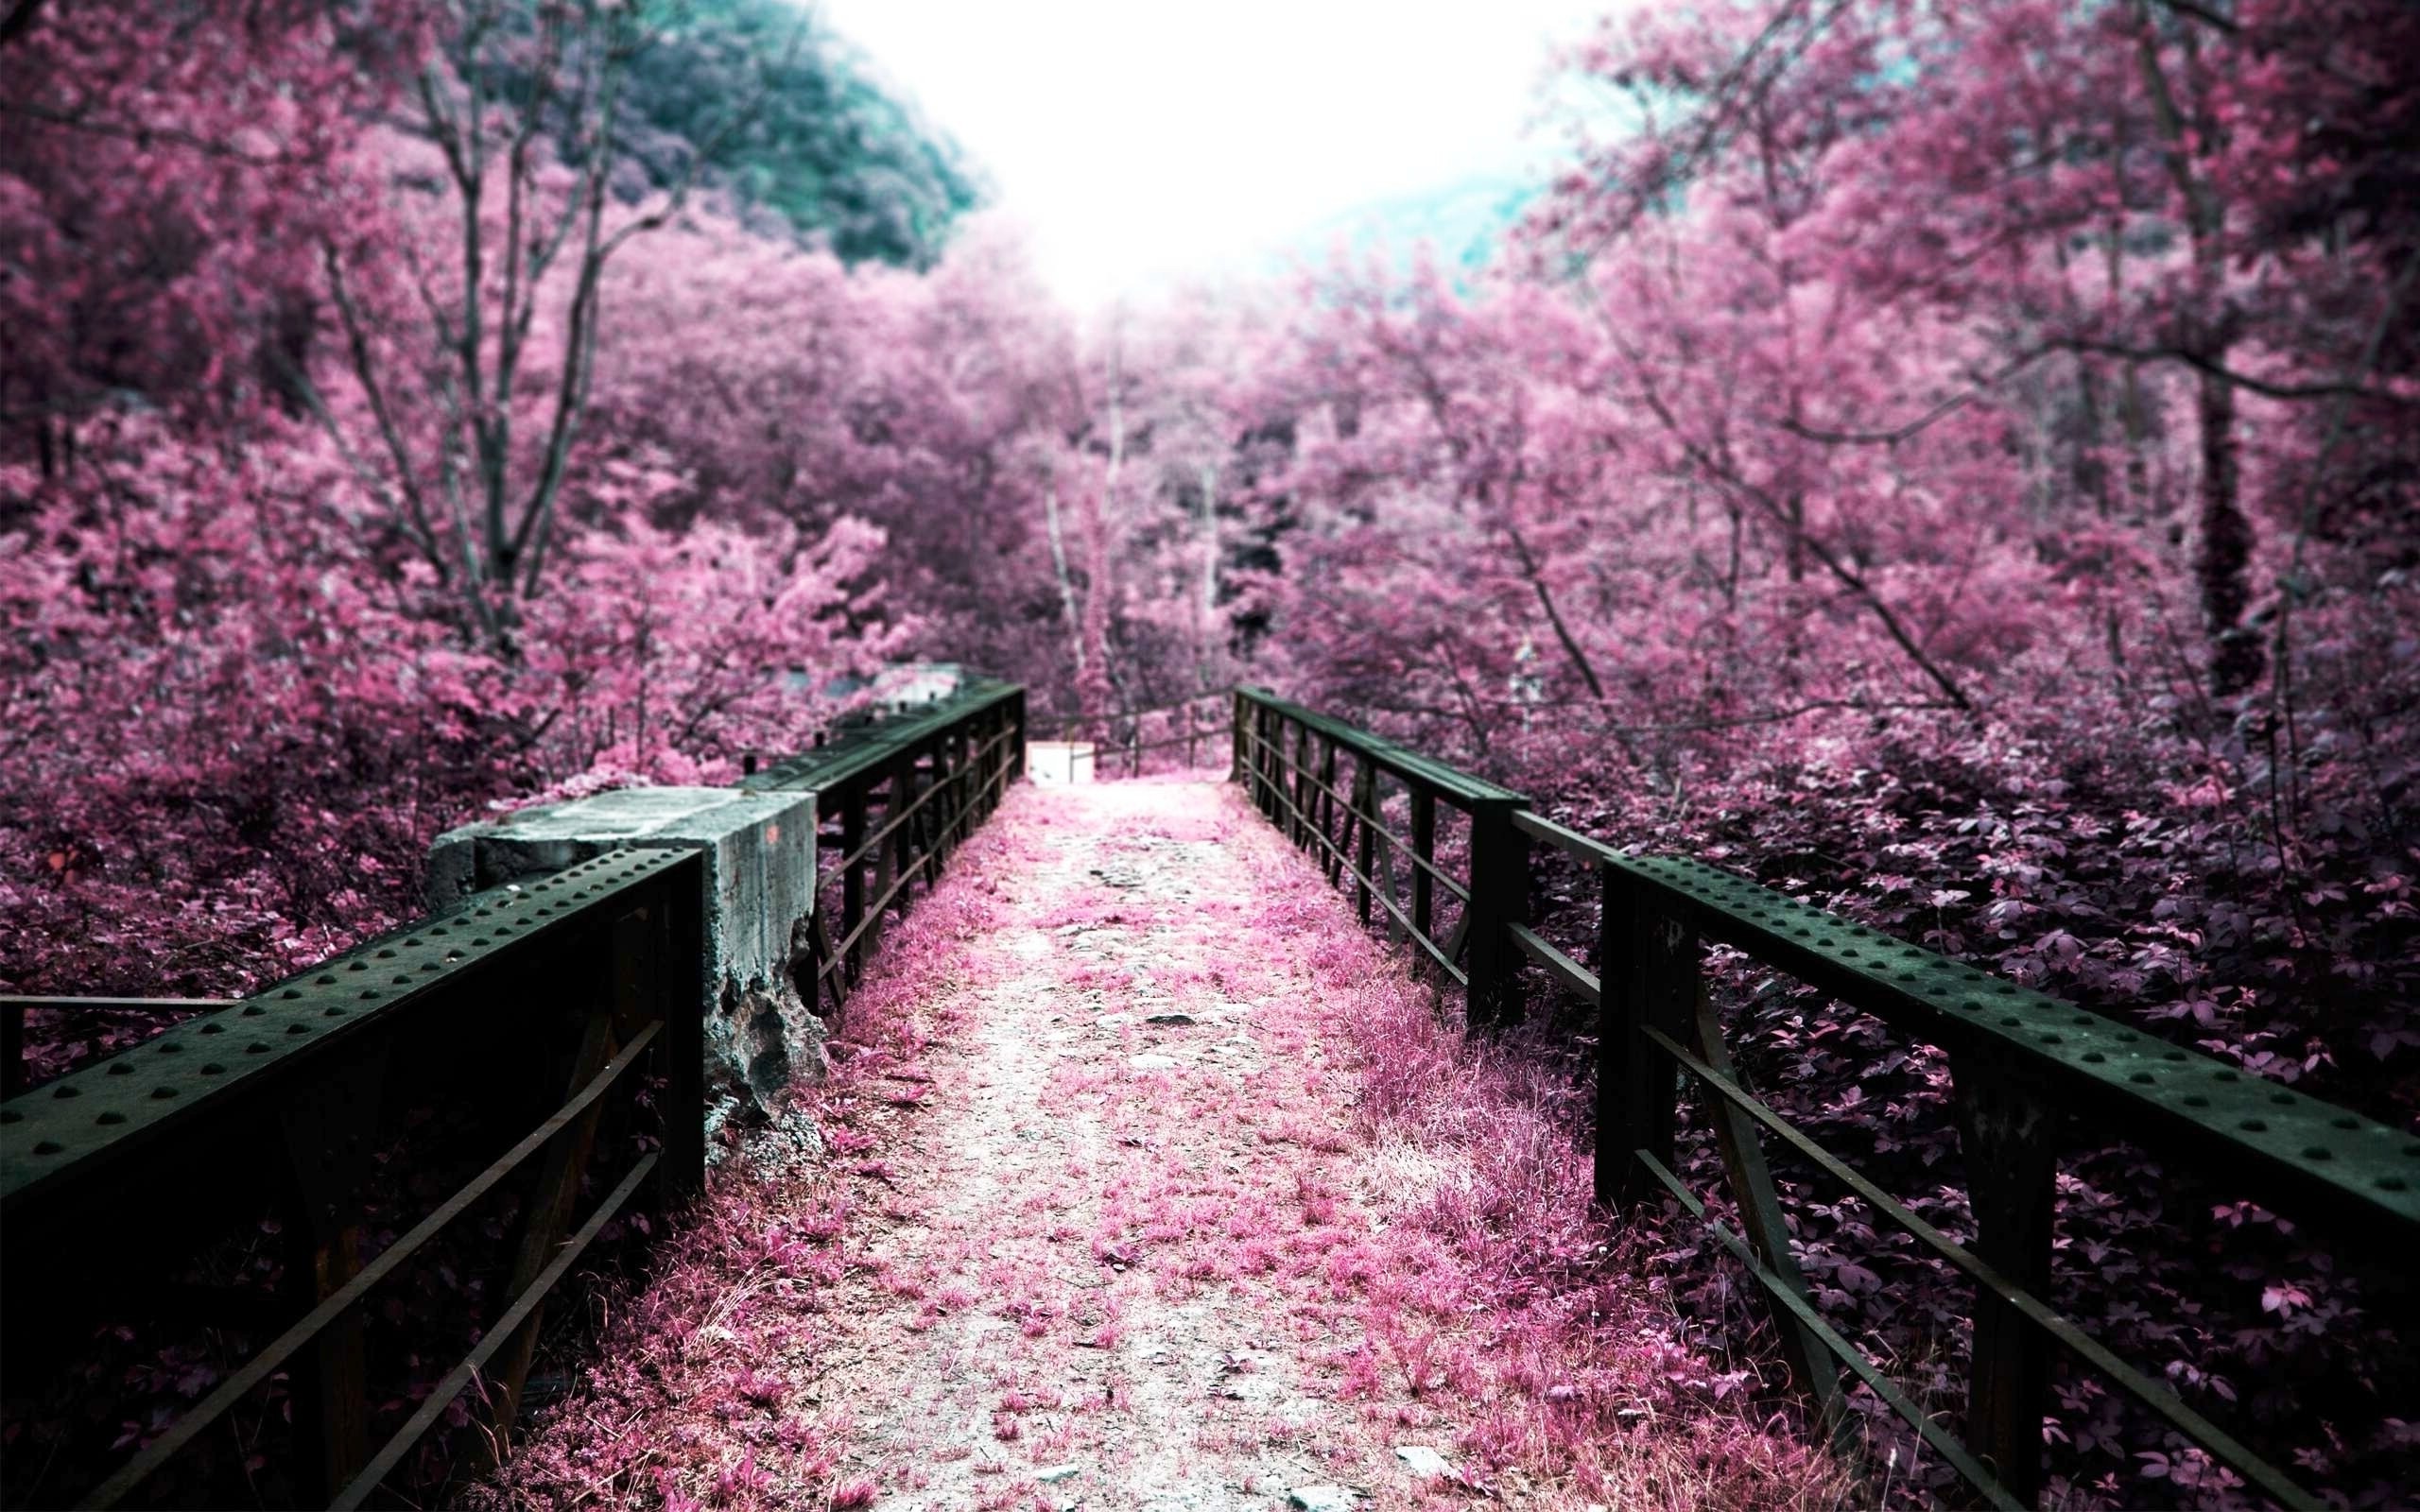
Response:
428,786,822,1126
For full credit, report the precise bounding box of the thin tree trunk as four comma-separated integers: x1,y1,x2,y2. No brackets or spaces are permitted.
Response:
1197,461,1219,679
1044,486,1084,677
1078,331,1123,723
2193,365,2259,696
2073,357,2114,520
1502,518,1607,703
2135,2,2260,698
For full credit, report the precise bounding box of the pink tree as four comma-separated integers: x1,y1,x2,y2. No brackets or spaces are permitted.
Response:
0,0,428,447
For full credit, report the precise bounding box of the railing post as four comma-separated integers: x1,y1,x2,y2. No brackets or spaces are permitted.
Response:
1271,714,1286,824
1248,705,1266,810
490,911,636,1446
1954,1058,2060,1504
1306,733,1322,840
900,754,923,892
278,1051,388,1503
1410,788,1436,941
840,783,867,984
984,705,1006,816
653,869,705,1202
921,744,948,884
945,726,969,850
1351,755,1375,924
968,713,984,813
1231,692,1247,783
1689,979,1845,1431
1608,868,1685,1207
1593,862,1621,1205
1268,706,1287,817
1009,687,1028,784
2,1001,22,1098
868,757,907,954
1462,796,1530,1030
1290,720,1313,849
1318,737,1341,883
1279,719,1295,837
1372,801,1401,945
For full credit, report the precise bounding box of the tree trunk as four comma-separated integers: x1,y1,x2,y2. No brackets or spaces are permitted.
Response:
1044,485,1084,678
2194,361,2261,696
2073,354,2113,520
2134,2,2260,699
1198,462,1219,682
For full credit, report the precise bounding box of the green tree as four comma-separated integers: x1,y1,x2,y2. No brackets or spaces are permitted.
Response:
619,0,981,268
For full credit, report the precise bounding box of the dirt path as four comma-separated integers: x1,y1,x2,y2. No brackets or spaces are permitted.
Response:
795,779,1459,1510
486,778,1837,1512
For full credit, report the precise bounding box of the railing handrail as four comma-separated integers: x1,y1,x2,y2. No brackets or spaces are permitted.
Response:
3,675,1028,1509
744,677,1022,796
1228,686,2420,1511
0,848,697,1213
1235,699,2419,1234
1238,687,1527,806
1548,831,2415,1239
1047,686,1231,736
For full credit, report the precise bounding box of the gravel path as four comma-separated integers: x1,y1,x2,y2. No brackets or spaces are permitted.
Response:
796,778,1463,1510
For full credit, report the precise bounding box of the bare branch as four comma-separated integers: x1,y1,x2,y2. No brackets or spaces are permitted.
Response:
1559,0,1855,265
1584,285,1979,713
2055,336,2418,406
413,70,473,194
316,241,448,581
392,227,461,354
1775,347,2059,445
514,9,777,593
271,348,443,573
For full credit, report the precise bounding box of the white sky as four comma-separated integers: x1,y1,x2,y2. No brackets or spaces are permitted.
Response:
812,0,1611,312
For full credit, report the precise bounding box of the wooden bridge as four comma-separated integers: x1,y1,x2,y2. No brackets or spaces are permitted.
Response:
3,684,2414,1509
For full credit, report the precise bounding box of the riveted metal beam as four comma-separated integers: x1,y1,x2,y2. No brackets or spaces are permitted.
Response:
1602,850,2420,1238
0,847,694,1214
1236,688,1527,807
742,679,1022,795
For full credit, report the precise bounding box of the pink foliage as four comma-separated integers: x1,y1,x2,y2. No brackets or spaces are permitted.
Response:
5,0,2417,1503
0,411,891,1021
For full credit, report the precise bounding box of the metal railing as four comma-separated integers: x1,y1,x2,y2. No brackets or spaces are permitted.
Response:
1045,690,1231,780
1234,689,1523,1008
746,679,1026,1014
1231,686,2420,1510
1,679,1028,1509
2,849,706,1509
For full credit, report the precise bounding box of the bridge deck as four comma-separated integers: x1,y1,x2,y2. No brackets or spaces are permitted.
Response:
478,779,1823,1512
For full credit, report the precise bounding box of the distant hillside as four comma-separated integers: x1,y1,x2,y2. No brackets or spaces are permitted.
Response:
1280,172,1539,282
619,0,983,268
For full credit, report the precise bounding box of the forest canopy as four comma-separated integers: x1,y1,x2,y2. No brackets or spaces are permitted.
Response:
3,0,2416,1504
